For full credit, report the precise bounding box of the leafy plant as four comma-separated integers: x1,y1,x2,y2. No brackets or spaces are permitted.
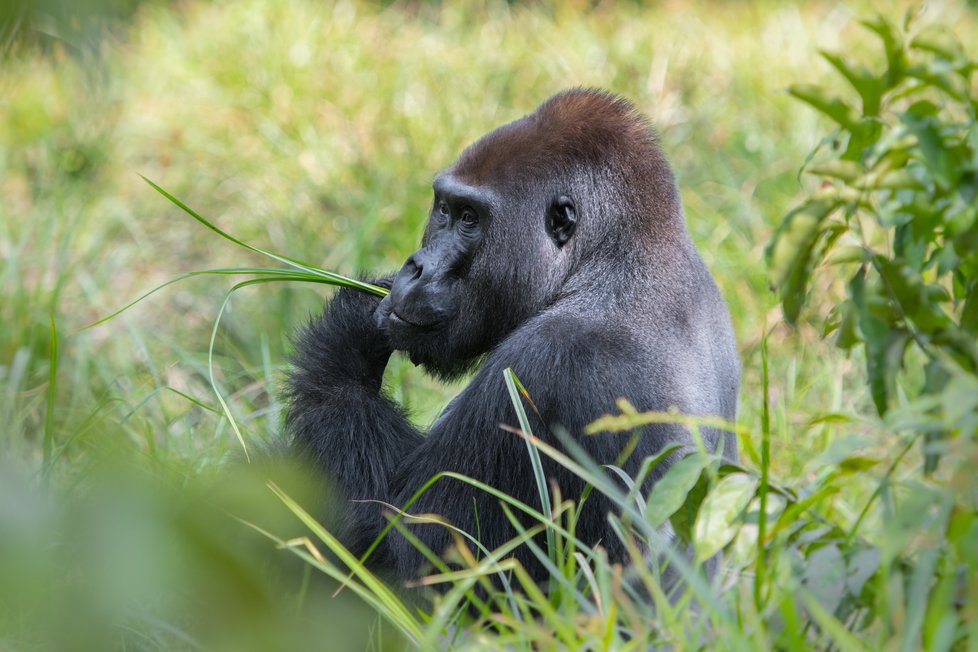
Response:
766,11,978,649
767,12,978,445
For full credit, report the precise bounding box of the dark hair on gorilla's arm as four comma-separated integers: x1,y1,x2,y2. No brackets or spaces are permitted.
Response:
285,281,423,558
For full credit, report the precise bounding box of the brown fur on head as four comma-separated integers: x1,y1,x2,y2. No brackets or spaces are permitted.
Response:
452,88,682,238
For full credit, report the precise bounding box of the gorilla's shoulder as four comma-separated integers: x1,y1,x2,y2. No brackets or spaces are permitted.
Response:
488,311,646,382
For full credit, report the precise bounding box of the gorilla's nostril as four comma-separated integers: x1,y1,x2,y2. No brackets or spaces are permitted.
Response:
403,255,424,282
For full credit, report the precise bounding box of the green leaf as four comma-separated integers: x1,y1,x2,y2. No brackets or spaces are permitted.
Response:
850,269,906,415
789,84,860,130
693,473,756,562
820,50,883,116
838,456,881,473
804,544,847,618
825,245,868,266
811,435,873,468
807,159,863,181
904,63,969,103
962,281,978,332
875,257,952,334
843,120,884,162
860,15,905,89
845,547,880,598
669,469,711,544
644,453,708,529
503,369,556,570
800,590,872,652
766,200,839,323
140,176,388,297
910,25,965,63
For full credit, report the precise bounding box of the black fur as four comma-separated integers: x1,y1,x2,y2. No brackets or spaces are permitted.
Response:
285,88,739,584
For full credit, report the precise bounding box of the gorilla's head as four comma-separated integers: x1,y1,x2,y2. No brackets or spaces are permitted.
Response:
379,89,684,379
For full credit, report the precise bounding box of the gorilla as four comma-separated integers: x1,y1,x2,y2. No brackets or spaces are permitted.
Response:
286,88,739,586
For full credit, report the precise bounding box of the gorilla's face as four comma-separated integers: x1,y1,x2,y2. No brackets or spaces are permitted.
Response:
382,174,494,376
380,163,578,380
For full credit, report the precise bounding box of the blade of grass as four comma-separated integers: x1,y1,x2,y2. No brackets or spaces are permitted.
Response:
503,369,556,583
140,176,387,296
82,267,347,331
237,516,422,647
497,501,593,609
508,421,742,633
201,273,362,459
265,482,424,644
800,591,871,652
206,277,313,460
755,326,771,611
41,312,58,480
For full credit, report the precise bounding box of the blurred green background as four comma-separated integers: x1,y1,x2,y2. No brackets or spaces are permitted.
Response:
1,0,976,649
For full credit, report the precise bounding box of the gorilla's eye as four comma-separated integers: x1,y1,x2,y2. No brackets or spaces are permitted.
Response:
438,201,450,217
460,208,479,226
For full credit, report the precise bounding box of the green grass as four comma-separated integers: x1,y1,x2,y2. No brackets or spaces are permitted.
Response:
2,0,977,649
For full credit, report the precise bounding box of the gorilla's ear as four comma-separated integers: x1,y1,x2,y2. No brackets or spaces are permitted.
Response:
546,195,577,248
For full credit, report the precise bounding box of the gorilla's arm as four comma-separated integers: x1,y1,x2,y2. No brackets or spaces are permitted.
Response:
285,286,424,552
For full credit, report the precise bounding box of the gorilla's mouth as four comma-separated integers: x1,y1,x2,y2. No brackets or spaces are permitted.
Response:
390,310,440,331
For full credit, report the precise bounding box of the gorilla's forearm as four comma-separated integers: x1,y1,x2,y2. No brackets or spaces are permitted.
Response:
285,288,423,551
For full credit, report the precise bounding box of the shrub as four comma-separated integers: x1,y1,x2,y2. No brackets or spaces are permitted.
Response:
766,12,978,648
767,13,978,463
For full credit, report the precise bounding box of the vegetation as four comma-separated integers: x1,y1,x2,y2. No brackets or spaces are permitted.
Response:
1,1,976,649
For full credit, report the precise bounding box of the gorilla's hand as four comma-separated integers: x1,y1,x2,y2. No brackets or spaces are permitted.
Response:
301,276,396,392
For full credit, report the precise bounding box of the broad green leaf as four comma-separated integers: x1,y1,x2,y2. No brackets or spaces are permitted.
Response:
835,300,861,349
870,330,909,416
669,469,711,544
800,590,872,652
820,50,882,116
766,200,838,323
843,120,883,162
804,544,847,619
875,257,952,334
644,453,708,529
905,99,940,118
850,269,904,415
693,473,756,562
845,547,880,597
788,84,859,130
861,15,905,88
